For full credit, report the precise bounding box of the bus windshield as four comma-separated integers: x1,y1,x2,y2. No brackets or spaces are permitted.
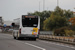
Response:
22,16,38,27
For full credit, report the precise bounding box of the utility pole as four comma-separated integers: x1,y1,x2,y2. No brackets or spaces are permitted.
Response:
43,0,45,11
74,8,75,10
39,1,40,12
47,7,49,10
57,0,59,6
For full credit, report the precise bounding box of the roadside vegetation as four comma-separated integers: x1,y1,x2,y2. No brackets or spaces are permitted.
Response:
28,6,75,37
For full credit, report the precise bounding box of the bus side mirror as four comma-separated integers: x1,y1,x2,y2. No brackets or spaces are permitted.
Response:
11,23,15,27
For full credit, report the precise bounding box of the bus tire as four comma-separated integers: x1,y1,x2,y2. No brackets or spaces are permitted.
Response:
33,38,36,41
16,36,19,40
14,37,16,39
16,33,19,40
13,33,16,39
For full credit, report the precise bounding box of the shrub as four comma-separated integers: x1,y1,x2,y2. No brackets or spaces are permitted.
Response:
65,30,75,37
54,27,71,36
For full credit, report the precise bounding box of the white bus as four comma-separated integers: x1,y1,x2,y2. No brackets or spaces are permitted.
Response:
12,15,40,40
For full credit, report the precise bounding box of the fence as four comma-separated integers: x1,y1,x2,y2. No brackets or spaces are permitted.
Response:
39,31,75,44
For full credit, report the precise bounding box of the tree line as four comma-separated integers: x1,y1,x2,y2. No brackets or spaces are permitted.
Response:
28,6,75,36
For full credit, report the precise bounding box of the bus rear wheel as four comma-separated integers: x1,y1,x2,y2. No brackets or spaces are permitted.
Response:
14,37,16,39
32,38,36,41
16,33,20,40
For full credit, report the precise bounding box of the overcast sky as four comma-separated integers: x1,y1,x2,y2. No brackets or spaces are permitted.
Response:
0,0,75,21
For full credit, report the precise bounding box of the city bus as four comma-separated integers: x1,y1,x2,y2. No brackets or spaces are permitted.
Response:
12,15,40,40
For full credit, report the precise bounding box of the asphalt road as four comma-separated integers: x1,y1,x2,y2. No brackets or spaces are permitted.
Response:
0,33,75,50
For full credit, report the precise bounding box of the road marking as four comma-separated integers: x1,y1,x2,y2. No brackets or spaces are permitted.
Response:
39,40,75,49
25,43,46,50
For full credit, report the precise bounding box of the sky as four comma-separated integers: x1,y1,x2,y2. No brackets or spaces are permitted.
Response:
0,0,75,21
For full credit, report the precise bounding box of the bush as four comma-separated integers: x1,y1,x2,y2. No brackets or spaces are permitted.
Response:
54,27,71,36
65,30,75,37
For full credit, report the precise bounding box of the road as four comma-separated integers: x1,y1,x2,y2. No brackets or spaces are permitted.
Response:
0,33,75,50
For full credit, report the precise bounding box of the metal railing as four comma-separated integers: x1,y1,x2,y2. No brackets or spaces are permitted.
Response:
40,31,53,35
39,31,75,44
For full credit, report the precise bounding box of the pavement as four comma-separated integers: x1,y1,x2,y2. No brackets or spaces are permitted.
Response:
0,33,75,50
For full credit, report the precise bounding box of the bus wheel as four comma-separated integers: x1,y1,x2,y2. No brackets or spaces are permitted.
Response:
33,38,36,41
16,36,19,40
14,37,16,39
13,33,16,39
16,33,19,40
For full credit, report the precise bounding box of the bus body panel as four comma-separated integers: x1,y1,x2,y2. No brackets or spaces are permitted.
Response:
12,15,40,39
21,27,38,35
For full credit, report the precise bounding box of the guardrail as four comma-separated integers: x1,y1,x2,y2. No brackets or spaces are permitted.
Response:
39,34,75,44
40,31,53,35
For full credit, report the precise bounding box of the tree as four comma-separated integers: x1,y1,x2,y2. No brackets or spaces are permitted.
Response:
54,6,64,17
69,17,75,25
54,6,73,19
64,10,73,19
43,12,68,31
43,6,73,31
68,17,75,31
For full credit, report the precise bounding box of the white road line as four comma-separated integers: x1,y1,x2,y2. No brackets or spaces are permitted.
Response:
25,43,46,50
39,40,75,49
